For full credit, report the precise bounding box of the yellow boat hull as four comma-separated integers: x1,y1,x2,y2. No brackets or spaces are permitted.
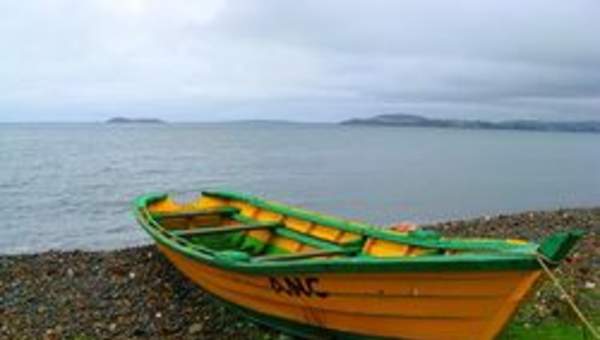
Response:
159,244,542,339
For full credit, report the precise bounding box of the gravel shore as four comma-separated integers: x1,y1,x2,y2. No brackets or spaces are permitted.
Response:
1,207,598,339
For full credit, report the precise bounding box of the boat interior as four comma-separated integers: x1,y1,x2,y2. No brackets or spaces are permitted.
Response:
142,192,450,262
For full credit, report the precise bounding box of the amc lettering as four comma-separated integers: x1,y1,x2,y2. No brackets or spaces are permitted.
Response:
269,276,329,298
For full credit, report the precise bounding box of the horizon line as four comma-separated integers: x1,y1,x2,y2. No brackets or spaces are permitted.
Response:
2,114,600,124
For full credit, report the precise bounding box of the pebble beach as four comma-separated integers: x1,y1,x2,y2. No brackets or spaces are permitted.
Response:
1,207,598,339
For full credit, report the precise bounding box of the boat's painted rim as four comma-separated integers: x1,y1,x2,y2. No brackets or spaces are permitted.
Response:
202,190,538,252
131,191,562,275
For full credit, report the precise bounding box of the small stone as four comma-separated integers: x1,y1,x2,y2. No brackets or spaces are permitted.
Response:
155,312,162,318
129,272,136,279
188,323,203,334
109,323,117,332
67,268,74,277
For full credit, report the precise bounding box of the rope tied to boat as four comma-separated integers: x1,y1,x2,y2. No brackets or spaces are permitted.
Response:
536,254,600,339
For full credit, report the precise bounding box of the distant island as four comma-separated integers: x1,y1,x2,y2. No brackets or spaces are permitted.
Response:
106,117,166,124
341,113,600,133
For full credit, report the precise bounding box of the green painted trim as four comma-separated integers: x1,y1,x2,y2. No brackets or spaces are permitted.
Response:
538,230,585,262
132,193,554,274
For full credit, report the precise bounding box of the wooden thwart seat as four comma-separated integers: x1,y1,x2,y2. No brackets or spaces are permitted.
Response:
253,248,357,262
170,221,281,237
151,207,239,220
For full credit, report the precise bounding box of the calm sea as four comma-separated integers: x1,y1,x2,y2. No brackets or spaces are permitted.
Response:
1,123,599,254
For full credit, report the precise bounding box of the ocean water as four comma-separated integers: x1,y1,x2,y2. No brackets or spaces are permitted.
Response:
1,122,599,254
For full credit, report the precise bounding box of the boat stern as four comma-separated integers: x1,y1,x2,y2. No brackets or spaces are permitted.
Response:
537,229,585,263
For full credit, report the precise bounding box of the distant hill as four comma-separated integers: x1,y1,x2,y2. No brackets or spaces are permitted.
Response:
106,117,166,124
341,113,600,133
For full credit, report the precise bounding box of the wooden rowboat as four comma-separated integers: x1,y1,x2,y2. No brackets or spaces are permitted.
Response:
133,190,582,339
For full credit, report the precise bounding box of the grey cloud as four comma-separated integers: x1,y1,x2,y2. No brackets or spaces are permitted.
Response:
0,0,599,121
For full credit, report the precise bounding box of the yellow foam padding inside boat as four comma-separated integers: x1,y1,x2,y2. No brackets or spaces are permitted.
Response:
335,232,362,245
147,197,182,212
152,196,318,255
149,197,228,216
309,225,341,242
285,217,312,232
255,209,284,222
150,195,440,258
270,236,302,252
227,201,257,217
181,195,224,209
302,224,361,246
205,197,363,247
147,198,226,229
362,238,438,257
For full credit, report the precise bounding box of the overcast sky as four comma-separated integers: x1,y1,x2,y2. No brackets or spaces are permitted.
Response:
1,0,599,122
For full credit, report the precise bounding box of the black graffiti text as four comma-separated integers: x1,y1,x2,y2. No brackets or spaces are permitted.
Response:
269,276,329,298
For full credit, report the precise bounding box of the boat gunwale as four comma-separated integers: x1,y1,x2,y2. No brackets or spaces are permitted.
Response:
202,190,539,253
132,192,547,275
